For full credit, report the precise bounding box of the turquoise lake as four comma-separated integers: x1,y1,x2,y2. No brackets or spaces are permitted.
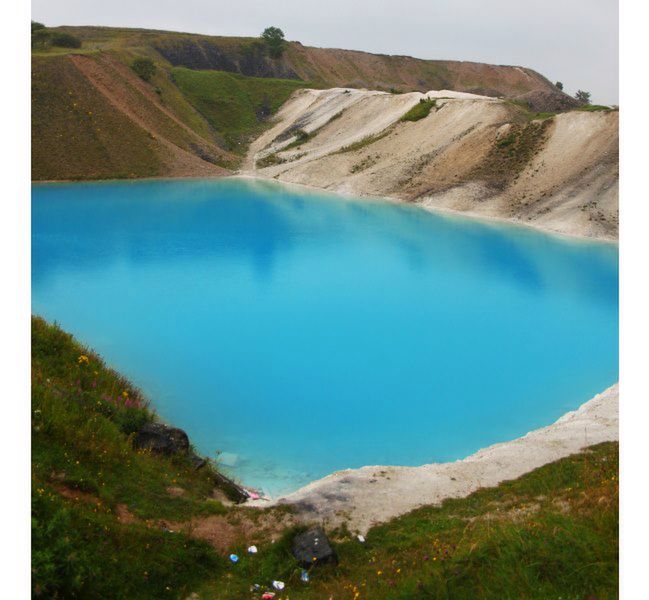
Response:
31,178,619,496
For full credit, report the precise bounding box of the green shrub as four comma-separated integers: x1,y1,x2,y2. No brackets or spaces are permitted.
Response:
31,29,51,50
256,152,284,168
261,26,285,59
50,33,81,49
131,57,156,82
31,21,46,33
400,98,437,122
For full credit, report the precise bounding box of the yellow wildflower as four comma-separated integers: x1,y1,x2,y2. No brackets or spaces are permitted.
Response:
77,355,89,365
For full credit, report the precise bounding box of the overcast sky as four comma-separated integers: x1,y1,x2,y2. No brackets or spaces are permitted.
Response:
32,0,619,104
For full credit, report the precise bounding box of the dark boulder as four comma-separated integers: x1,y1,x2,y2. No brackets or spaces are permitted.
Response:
133,422,190,455
292,527,338,568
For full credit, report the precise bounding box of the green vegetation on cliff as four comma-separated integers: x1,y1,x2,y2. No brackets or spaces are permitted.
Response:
32,317,618,599
400,98,437,122
171,68,308,152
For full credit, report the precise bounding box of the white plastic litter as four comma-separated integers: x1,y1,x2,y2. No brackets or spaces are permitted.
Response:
272,580,285,590
357,535,366,543
248,545,258,554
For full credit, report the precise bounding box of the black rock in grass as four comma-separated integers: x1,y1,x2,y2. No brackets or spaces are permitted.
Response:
292,527,338,568
133,422,190,455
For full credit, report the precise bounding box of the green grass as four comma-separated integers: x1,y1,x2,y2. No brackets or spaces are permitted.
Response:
32,55,163,180
400,98,437,122
577,104,616,112
282,128,312,151
170,68,309,152
32,316,228,597
256,152,285,168
199,442,618,599
471,119,552,188
505,99,557,122
33,317,618,598
335,129,393,154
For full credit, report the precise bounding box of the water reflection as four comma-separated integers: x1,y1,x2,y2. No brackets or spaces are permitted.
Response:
33,178,618,310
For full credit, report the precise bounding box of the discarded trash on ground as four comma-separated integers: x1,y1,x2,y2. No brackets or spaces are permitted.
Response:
261,592,275,600
272,580,285,590
301,569,310,583
229,554,239,563
248,545,258,554
357,534,366,543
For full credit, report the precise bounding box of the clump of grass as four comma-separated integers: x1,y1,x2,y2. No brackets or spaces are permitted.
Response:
335,129,392,154
505,99,557,122
471,119,552,187
400,98,437,122
350,154,380,173
256,152,285,168
282,128,311,150
577,104,615,112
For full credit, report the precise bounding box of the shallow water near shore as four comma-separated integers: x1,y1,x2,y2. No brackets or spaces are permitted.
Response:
32,177,618,496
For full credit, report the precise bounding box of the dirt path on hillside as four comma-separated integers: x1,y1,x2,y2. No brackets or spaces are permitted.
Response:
70,54,233,178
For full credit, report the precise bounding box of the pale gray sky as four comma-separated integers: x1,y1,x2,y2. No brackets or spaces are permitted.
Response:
32,0,619,104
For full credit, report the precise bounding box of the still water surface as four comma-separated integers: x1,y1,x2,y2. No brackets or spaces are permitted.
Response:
32,178,619,496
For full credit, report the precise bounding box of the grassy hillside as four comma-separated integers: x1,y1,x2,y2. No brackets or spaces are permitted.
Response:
32,316,618,598
32,55,163,180
32,316,231,597
171,68,308,152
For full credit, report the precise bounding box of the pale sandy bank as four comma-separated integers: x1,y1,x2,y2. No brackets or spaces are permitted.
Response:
248,384,618,533
245,88,618,240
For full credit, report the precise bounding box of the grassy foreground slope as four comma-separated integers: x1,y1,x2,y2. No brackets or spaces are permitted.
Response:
32,317,618,598
32,316,230,597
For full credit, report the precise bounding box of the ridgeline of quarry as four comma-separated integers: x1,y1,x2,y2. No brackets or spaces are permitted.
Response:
31,25,617,239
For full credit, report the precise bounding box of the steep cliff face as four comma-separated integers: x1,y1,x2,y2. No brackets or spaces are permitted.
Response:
247,89,618,239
